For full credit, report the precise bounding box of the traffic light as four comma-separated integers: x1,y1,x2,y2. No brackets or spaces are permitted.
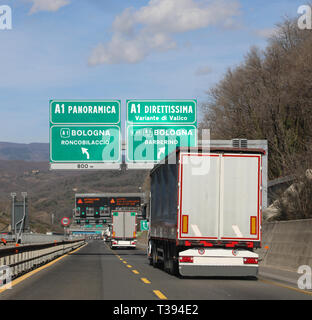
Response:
94,211,100,218
85,219,89,224
81,211,86,218
76,207,81,216
103,219,107,224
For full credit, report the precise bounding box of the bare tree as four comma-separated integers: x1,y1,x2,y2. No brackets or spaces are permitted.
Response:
201,18,312,180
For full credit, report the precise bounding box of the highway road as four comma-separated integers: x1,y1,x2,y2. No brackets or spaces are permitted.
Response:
0,240,311,300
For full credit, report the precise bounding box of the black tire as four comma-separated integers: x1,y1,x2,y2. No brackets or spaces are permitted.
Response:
152,244,159,268
148,256,153,265
148,241,153,265
163,243,171,273
170,259,179,276
168,244,179,276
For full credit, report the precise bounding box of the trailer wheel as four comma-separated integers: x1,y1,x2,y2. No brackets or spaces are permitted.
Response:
148,242,153,265
163,245,169,272
164,243,172,274
170,259,179,276
166,243,179,276
152,244,159,268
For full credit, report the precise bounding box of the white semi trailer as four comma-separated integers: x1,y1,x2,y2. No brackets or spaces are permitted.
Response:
110,211,137,249
148,142,267,277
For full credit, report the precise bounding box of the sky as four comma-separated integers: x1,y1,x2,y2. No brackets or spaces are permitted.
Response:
0,0,306,143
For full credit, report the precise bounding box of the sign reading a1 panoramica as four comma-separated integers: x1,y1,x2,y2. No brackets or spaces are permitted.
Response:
50,100,121,170
126,100,197,163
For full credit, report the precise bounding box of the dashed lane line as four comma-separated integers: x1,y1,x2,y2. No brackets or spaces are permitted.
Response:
141,278,151,284
105,243,169,300
153,290,168,300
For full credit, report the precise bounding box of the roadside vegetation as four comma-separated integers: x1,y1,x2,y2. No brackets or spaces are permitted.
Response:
200,17,312,220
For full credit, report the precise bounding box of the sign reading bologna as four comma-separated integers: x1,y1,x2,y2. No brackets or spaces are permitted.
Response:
126,100,197,163
50,100,121,170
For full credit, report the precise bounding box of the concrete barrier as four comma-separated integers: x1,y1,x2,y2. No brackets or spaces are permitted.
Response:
258,219,312,271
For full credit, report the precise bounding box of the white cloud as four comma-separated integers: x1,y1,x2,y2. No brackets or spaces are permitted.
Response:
254,27,277,39
89,0,241,65
195,65,213,76
29,0,70,14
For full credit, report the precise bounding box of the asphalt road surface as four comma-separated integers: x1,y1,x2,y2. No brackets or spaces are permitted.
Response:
0,240,311,300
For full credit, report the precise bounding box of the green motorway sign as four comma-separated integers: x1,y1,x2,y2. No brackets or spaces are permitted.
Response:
140,220,149,231
50,125,121,163
49,100,121,169
126,125,197,163
126,99,197,163
50,100,120,124
127,100,197,125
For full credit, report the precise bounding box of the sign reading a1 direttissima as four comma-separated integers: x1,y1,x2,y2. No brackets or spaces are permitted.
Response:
127,99,197,125
126,100,197,163
50,100,121,170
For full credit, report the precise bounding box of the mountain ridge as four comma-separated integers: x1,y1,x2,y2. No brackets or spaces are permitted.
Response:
0,142,49,162
0,142,148,233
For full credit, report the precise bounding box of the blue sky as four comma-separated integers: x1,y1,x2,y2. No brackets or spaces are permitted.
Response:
0,0,305,143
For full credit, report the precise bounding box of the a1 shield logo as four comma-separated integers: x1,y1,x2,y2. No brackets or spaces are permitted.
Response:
60,128,70,138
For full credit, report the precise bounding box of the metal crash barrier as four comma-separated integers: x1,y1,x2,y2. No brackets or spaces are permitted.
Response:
0,239,85,279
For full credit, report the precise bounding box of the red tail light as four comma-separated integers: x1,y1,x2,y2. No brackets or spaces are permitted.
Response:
131,242,136,245
113,241,117,245
179,256,193,263
243,257,258,264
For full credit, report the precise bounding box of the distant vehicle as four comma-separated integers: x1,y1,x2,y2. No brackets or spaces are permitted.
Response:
103,228,111,242
148,143,267,277
110,211,137,249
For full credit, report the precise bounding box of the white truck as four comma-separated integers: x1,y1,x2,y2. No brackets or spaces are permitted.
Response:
110,211,137,249
148,141,267,277
103,227,111,242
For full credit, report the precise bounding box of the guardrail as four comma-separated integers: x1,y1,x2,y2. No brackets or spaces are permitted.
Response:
1,233,66,244
0,239,85,279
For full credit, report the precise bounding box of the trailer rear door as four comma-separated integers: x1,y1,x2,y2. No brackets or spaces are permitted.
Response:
178,153,220,239
112,212,124,238
112,211,136,239
124,212,136,239
220,154,261,241
178,153,261,241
